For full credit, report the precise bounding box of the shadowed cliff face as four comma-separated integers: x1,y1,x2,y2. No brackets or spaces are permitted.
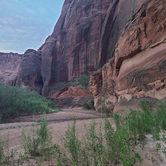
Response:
0,50,43,94
1,0,166,109
14,49,43,93
39,0,119,96
38,0,155,97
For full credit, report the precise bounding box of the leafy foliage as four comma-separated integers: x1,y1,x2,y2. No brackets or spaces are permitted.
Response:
53,118,143,166
77,74,90,89
0,131,17,166
53,100,166,165
21,115,52,157
0,83,57,122
82,100,95,110
62,118,81,165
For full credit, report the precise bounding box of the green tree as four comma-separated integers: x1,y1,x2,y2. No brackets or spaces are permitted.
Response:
77,74,90,89
0,83,57,122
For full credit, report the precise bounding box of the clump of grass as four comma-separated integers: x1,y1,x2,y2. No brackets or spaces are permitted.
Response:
0,83,58,122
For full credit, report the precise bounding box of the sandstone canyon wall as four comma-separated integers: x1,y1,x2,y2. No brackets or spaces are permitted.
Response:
1,0,166,109
0,52,23,85
89,0,166,110
0,50,43,93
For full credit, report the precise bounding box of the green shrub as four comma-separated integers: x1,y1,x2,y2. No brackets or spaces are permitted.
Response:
0,131,17,166
54,118,143,166
77,74,90,89
0,83,57,122
21,115,52,157
82,100,95,110
83,121,106,165
156,101,166,130
62,118,81,165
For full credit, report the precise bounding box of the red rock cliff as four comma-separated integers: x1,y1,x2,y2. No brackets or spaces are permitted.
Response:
1,0,166,109
38,0,120,96
89,0,166,110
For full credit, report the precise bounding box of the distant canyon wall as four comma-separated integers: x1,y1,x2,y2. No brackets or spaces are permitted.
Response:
0,52,23,85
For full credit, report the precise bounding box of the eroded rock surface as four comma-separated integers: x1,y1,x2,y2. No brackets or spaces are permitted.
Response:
0,52,23,84
38,0,121,96
0,50,43,93
1,0,166,109
89,0,166,110
49,85,93,108
13,49,43,93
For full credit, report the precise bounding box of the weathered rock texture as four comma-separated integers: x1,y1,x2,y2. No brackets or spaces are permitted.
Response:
0,50,43,93
38,0,120,96
0,52,23,84
1,0,166,109
13,49,43,93
49,85,93,108
89,0,166,111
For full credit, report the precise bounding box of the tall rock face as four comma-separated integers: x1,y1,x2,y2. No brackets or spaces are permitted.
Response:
0,52,23,84
0,50,43,94
89,0,166,110
1,0,166,109
13,49,43,93
39,0,119,96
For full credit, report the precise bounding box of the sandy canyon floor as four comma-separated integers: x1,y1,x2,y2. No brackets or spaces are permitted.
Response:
0,108,166,166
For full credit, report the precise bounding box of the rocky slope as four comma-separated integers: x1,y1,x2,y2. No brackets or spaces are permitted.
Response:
1,0,166,109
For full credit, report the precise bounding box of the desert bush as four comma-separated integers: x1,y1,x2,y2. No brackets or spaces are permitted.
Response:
62,118,81,165
0,83,57,122
83,121,107,165
54,118,143,166
156,101,166,130
0,131,17,166
77,74,90,89
21,115,52,157
82,100,95,110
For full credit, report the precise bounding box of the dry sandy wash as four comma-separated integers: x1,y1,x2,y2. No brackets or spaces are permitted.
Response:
0,108,166,166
